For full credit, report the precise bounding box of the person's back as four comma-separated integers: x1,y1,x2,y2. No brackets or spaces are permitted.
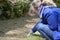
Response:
48,7,60,31
55,8,60,32
42,6,60,31
44,7,60,40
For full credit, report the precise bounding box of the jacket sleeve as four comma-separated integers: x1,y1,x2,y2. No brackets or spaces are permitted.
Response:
45,10,58,30
31,19,43,33
31,7,43,32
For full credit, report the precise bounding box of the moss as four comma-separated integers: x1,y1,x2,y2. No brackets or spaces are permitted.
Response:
25,31,45,40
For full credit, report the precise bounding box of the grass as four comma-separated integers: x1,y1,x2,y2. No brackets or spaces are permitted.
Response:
25,31,45,40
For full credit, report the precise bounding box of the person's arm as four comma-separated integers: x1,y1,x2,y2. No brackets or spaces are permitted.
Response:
27,7,43,36
32,19,43,32
27,20,43,36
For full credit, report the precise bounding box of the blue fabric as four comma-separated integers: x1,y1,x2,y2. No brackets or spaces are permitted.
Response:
32,22,53,40
44,7,58,30
42,6,60,40
31,5,60,40
53,31,60,40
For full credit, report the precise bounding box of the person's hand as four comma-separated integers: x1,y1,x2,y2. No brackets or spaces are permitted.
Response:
27,30,33,37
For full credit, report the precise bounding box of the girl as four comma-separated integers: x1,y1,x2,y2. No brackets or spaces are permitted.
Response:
27,0,60,40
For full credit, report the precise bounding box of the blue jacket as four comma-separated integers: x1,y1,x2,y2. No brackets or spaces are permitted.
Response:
39,5,60,40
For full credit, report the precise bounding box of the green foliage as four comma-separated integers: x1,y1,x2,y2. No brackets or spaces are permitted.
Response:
0,7,3,15
0,0,14,19
25,31,45,40
54,0,60,7
0,0,31,19
13,1,30,17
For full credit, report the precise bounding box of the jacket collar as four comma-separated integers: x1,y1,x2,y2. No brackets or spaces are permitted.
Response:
38,5,57,18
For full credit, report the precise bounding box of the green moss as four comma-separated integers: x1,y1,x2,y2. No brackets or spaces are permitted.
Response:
25,31,45,40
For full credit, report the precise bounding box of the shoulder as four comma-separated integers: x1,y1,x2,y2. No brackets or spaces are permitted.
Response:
43,7,56,18
43,7,58,17
43,8,53,15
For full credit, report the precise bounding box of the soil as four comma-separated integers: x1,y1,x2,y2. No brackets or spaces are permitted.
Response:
0,16,40,40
